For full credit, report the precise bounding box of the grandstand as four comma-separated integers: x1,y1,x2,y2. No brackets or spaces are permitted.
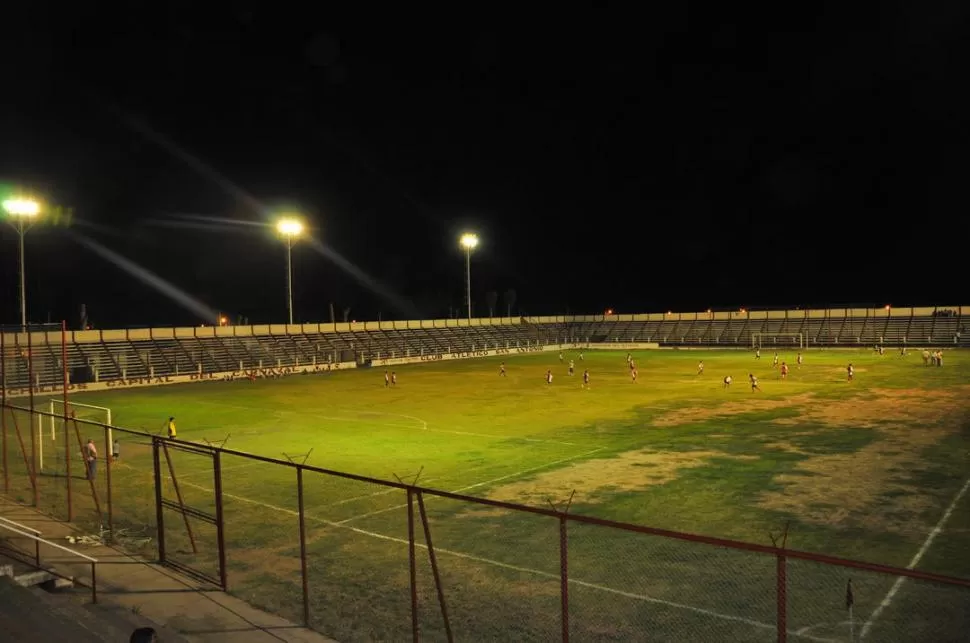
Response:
0,306,966,391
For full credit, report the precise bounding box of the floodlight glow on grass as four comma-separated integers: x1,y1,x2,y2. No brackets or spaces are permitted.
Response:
2,198,40,217
460,233,479,249
276,218,304,237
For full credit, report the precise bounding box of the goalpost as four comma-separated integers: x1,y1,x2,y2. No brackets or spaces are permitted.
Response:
751,332,805,350
43,399,113,472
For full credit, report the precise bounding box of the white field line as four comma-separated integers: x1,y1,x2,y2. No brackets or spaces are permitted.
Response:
336,447,606,525
175,477,834,642
858,476,970,640
194,399,579,446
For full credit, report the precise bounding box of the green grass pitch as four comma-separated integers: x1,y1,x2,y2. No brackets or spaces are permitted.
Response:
12,347,970,641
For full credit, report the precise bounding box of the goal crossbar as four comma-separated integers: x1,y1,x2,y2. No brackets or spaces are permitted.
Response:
751,332,804,349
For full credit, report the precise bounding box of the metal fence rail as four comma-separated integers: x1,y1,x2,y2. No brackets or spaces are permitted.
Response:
0,512,99,603
2,401,969,641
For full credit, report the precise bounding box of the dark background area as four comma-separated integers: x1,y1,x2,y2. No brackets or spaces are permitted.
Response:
1,6,967,328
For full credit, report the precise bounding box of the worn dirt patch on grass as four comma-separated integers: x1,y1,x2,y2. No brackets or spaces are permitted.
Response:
652,393,815,427
759,386,970,533
486,450,758,506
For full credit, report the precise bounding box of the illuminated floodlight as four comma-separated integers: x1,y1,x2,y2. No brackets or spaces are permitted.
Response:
459,232,479,250
276,218,304,237
2,198,40,217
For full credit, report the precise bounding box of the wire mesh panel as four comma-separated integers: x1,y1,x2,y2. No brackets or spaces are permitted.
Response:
303,472,415,642
416,493,561,641
218,454,304,625
787,557,970,642
100,426,156,556
1,405,38,508
157,440,221,586
568,521,778,642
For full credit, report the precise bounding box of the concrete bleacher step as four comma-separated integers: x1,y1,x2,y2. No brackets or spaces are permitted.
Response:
1,576,191,643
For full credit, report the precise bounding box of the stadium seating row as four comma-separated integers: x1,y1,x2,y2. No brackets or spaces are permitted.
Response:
0,310,965,389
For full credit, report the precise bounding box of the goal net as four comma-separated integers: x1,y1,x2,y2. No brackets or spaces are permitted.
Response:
42,399,113,473
752,333,804,350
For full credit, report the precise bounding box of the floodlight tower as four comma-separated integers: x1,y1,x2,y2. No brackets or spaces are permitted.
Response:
276,217,304,325
3,198,41,328
459,233,479,320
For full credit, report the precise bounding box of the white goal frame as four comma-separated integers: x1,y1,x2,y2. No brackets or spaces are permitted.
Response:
44,399,113,471
751,332,804,350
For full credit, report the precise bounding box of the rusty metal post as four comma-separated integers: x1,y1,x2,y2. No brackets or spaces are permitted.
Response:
213,450,227,590
72,415,103,523
61,320,71,520
776,554,787,643
90,561,97,604
152,439,166,562
25,326,37,507
560,515,569,642
407,488,418,642
416,491,452,642
103,424,113,541
10,408,36,494
161,440,197,554
1,329,7,494
297,466,310,627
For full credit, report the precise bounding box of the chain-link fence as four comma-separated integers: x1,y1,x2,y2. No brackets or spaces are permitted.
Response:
3,401,970,641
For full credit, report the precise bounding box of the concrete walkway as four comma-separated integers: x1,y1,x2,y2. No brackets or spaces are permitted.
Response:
0,499,337,643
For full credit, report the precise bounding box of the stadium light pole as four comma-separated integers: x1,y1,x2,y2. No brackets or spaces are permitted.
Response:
459,233,479,320
276,218,304,325
3,198,41,329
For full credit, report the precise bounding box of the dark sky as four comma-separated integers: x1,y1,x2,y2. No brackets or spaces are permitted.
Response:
2,6,968,328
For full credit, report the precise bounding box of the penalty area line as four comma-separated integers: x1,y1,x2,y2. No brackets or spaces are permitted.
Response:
858,476,970,640
176,478,834,642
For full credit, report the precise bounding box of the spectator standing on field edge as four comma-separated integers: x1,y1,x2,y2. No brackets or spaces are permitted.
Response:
84,439,97,480
167,417,177,439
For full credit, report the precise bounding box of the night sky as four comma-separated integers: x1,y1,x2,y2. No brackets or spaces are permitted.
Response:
2,7,968,328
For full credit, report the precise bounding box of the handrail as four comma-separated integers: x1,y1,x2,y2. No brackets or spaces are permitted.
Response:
0,516,41,535
0,521,98,603
0,523,96,563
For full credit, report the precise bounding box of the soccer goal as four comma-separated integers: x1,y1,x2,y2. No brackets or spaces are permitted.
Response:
43,399,113,472
752,332,805,350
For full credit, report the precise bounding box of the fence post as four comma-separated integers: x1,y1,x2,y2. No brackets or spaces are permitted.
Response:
213,450,228,590
61,320,71,521
103,424,113,540
407,487,418,642
560,515,569,642
415,491,452,642
776,553,787,643
297,466,310,627
26,327,37,508
152,439,166,563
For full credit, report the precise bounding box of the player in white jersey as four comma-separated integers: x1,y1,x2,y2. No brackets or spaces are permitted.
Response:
697,360,704,375
755,349,761,360
582,369,590,389
847,363,854,381
499,362,506,376
568,360,575,376
546,369,553,384
796,353,803,367
579,352,584,361
772,353,779,367
559,351,564,362
723,375,732,388
749,373,761,392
